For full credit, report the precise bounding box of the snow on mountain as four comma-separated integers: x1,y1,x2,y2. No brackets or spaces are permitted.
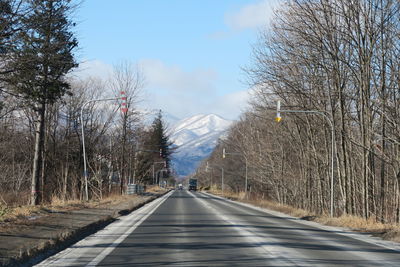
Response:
170,114,233,177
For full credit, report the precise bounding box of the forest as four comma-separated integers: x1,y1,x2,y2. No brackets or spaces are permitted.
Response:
198,0,400,223
0,0,173,206
3,0,400,225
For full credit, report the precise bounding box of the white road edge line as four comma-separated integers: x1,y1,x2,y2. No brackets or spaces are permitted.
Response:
187,190,298,266
201,191,400,253
82,190,173,266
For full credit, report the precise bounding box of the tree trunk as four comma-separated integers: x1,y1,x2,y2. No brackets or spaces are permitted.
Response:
30,102,46,205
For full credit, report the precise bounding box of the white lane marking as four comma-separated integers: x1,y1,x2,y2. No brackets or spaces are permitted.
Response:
201,192,400,264
187,190,301,266
202,192,400,253
36,191,173,267
86,191,173,266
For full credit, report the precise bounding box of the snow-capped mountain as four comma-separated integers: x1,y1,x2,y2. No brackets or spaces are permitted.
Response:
170,114,233,177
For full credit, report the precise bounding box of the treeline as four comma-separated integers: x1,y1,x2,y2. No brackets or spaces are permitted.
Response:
0,0,173,206
199,0,400,223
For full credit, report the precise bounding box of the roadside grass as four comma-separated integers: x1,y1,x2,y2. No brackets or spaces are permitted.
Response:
209,189,309,218
0,185,166,223
207,188,400,242
0,205,42,222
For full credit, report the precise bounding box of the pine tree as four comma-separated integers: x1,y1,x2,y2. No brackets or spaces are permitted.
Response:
6,0,77,205
150,110,173,171
0,0,26,98
133,110,174,185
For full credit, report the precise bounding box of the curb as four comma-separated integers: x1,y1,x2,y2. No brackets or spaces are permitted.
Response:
3,190,171,267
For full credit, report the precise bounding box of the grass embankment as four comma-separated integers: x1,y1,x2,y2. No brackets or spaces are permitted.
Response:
207,188,400,243
0,185,165,223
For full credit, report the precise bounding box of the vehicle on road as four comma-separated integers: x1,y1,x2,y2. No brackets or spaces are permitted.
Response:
188,178,197,191
178,183,183,190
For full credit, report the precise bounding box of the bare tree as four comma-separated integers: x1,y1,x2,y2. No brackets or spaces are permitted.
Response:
110,61,144,194
203,0,400,222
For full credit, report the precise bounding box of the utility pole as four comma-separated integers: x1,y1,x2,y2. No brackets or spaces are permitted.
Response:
206,162,224,196
120,91,128,195
276,100,335,217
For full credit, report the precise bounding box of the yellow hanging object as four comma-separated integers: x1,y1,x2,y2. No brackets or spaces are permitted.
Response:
275,117,282,122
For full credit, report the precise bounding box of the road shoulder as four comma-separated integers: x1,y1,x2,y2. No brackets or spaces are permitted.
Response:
202,191,400,253
0,190,169,267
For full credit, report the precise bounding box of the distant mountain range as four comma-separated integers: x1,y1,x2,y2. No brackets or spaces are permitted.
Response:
169,114,233,177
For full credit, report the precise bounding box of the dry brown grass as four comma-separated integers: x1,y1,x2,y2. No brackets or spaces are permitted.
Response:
210,189,309,218
254,199,310,218
146,185,167,194
0,185,169,223
206,188,400,242
315,214,400,242
0,191,31,207
316,214,397,232
48,196,87,209
1,205,41,221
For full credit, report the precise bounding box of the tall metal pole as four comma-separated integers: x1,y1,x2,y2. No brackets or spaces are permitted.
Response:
221,167,224,197
80,97,119,201
206,163,224,196
153,161,166,185
80,107,88,201
278,102,335,216
152,164,155,184
132,149,137,185
245,156,248,195
210,165,213,188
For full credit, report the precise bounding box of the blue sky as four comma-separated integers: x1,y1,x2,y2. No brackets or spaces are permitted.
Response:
74,0,282,120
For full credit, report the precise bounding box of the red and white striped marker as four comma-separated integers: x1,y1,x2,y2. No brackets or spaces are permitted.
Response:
121,91,128,113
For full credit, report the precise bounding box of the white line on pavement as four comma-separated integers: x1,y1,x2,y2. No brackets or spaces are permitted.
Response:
187,190,301,266
201,191,400,253
86,190,173,266
36,191,173,267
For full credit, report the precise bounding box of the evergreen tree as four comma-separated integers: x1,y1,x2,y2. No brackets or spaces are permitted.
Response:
0,0,23,59
133,110,174,185
0,0,14,56
0,0,26,106
150,110,173,171
5,0,78,205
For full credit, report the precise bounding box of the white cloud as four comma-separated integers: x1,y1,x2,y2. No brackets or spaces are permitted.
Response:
139,60,216,119
138,59,251,120
141,89,250,121
210,90,251,119
71,58,249,121
225,0,283,31
139,59,218,95
71,59,113,80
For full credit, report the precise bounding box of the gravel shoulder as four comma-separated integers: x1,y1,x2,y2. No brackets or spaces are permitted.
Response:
0,190,169,267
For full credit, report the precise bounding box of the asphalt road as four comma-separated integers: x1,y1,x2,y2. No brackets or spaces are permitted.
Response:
36,189,400,266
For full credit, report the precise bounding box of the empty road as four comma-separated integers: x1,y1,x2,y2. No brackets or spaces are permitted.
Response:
36,190,400,266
